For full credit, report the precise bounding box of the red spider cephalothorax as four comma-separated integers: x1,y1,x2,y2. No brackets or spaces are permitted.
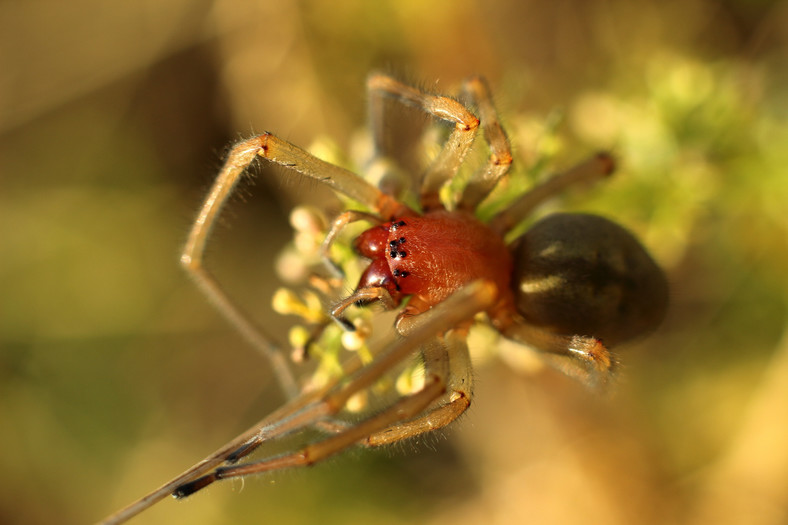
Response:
350,211,513,323
101,74,667,525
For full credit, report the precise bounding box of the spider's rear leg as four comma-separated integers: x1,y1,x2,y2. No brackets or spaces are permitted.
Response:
494,212,668,389
498,318,614,388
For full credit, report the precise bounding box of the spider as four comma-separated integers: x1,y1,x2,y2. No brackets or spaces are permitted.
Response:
100,74,668,524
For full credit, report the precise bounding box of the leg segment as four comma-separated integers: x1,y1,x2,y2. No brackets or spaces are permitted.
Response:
180,314,477,486
97,382,330,525
363,331,474,446
457,76,514,211
488,152,615,236
497,315,614,388
367,73,480,211
189,375,447,481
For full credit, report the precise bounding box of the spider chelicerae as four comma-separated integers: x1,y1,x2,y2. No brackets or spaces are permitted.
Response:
101,73,668,524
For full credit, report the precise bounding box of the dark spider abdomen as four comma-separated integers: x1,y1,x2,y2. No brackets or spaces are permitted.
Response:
512,213,669,345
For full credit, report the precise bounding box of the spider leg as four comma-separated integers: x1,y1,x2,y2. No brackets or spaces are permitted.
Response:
488,152,616,236
106,263,402,522
457,76,514,211
181,134,412,398
97,384,330,525
363,331,474,446
180,323,477,491
497,315,614,388
309,335,475,441
367,73,480,211
171,280,496,497
181,374,447,487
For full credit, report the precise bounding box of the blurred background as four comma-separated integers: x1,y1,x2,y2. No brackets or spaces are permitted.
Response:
2,1,788,524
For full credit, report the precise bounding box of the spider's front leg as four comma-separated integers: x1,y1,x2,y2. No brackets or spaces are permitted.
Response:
180,133,412,398
362,329,475,446
173,280,495,496
100,280,494,525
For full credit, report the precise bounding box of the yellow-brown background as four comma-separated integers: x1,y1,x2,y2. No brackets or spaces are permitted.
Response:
2,1,787,524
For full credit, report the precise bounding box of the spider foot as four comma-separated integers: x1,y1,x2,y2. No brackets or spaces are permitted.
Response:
172,474,217,499
567,335,613,372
